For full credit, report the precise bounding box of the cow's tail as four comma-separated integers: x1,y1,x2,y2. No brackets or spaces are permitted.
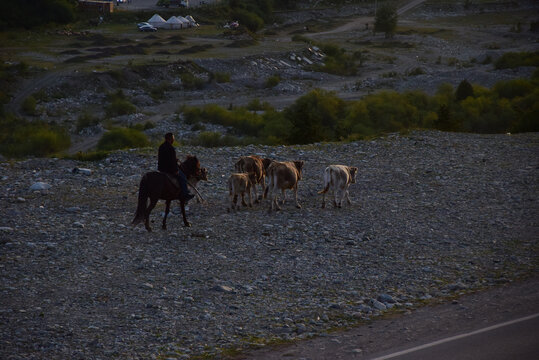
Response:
318,167,331,194
264,170,273,199
132,174,148,226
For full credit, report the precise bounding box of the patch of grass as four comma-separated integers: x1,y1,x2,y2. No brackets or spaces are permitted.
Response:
65,150,110,161
213,72,231,83
22,95,38,116
187,131,253,147
76,111,100,132
96,127,149,151
226,39,259,48
105,90,136,117
180,72,205,90
406,67,426,76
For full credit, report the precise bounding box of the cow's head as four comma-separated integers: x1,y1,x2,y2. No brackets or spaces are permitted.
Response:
349,166,358,183
293,160,305,180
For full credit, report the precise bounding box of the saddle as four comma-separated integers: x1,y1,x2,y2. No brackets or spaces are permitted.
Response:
160,171,181,189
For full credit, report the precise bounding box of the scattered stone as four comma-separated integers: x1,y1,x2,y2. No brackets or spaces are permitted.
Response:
29,182,51,191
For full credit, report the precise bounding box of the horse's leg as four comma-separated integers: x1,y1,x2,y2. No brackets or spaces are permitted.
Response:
179,199,191,227
162,200,171,230
232,194,238,211
145,197,158,232
321,190,326,209
241,192,247,207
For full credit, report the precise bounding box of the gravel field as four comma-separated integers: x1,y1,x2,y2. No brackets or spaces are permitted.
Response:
1,130,538,359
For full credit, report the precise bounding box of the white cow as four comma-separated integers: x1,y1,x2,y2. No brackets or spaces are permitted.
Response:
318,165,358,208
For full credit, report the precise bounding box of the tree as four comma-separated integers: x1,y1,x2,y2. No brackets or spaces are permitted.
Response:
374,4,398,38
455,79,474,101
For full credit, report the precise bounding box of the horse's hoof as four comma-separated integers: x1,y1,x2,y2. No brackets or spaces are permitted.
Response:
184,222,192,227
296,204,302,209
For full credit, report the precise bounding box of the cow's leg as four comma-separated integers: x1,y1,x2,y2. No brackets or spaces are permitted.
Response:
294,185,301,209
345,188,353,205
252,183,259,203
280,189,286,205
260,176,266,200
338,188,347,208
162,200,171,230
247,188,253,207
145,197,158,232
321,190,326,208
232,194,238,211
241,192,248,207
333,189,339,208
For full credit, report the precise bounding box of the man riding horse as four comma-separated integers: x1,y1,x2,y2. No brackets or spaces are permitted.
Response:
158,132,195,202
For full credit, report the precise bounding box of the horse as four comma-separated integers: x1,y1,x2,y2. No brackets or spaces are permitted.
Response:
132,155,201,232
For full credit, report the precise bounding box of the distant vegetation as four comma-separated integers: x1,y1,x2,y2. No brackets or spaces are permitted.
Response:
181,75,539,145
0,0,76,30
96,127,149,151
0,114,71,158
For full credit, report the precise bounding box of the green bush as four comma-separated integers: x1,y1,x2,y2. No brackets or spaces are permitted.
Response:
455,79,474,101
265,75,281,88
0,115,71,158
374,4,398,38
213,72,231,83
76,111,100,132
96,127,149,151
493,79,534,99
181,73,205,90
494,51,539,69
231,8,264,32
22,96,38,115
187,131,250,147
105,90,136,117
66,150,110,162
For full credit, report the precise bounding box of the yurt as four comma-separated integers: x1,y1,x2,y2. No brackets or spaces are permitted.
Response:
166,16,183,30
148,14,167,29
176,16,191,28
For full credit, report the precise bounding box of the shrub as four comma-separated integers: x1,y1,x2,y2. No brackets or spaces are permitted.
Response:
66,150,110,162
22,96,38,115
105,90,136,117
76,111,100,132
96,127,149,151
265,75,281,88
494,51,539,69
0,115,71,158
374,4,398,38
181,73,205,90
455,79,474,101
188,131,249,147
231,8,264,32
213,72,231,83
493,79,533,99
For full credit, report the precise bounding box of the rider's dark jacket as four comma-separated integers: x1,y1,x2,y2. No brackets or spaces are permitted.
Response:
158,141,179,175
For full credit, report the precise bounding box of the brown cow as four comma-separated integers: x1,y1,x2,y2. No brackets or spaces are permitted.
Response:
187,167,208,203
318,165,358,208
234,155,273,202
264,160,304,212
227,172,256,212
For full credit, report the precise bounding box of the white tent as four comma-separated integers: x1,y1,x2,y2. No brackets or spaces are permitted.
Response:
185,15,199,27
176,16,191,28
166,16,183,30
148,14,167,29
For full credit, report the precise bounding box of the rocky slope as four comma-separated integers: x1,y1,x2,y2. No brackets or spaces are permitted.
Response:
1,131,538,359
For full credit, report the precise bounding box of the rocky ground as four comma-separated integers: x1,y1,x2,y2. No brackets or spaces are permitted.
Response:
1,130,538,359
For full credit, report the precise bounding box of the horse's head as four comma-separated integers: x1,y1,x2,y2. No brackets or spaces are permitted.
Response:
181,155,201,177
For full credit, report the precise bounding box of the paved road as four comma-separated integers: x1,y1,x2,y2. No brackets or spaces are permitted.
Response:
369,313,539,360
237,276,539,359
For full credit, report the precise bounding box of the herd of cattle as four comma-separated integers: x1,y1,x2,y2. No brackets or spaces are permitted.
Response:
194,155,358,212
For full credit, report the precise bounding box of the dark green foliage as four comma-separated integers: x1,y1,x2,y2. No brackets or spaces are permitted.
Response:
283,89,345,144
231,8,264,32
494,51,539,69
178,77,538,147
455,79,474,101
374,4,398,38
0,114,70,158
96,127,149,151
180,73,205,90
105,90,136,117
213,72,231,83
312,44,358,76
265,75,281,88
0,0,76,30
22,96,38,115
76,111,100,132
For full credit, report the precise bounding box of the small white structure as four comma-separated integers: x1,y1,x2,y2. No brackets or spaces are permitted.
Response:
176,16,191,28
148,14,167,29
185,15,199,27
166,16,184,29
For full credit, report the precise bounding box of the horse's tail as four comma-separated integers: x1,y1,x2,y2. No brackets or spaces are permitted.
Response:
132,174,148,226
